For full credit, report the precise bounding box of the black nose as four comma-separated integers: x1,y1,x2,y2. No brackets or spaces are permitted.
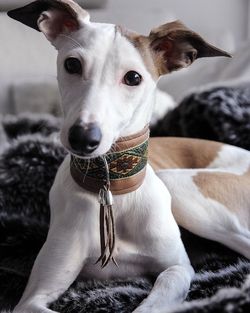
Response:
68,123,102,155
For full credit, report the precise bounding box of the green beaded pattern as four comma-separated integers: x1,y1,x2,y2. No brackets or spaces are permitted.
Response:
71,140,148,181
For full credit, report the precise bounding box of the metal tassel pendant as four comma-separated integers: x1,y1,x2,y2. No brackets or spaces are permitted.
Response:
96,185,118,268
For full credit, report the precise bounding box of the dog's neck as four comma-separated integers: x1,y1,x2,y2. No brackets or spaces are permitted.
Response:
70,125,150,195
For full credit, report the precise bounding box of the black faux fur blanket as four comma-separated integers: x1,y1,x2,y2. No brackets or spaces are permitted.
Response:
1,86,250,313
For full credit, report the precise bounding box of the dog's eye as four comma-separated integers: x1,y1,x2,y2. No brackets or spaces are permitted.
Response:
123,71,142,86
64,57,82,75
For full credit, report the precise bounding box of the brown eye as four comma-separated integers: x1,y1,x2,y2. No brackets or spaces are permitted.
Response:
123,71,142,86
64,57,82,75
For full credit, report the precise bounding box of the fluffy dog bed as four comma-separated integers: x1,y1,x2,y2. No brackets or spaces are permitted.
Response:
151,85,250,150
1,85,250,313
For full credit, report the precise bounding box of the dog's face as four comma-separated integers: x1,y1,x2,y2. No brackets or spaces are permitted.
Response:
55,23,157,157
8,0,230,158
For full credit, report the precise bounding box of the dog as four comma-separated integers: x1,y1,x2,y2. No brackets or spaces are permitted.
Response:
8,1,250,312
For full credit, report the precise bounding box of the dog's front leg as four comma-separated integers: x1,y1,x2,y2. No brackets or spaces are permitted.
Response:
133,263,194,313
132,168,194,313
13,202,89,313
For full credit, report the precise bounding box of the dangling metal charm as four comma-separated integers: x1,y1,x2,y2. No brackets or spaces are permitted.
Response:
98,187,113,206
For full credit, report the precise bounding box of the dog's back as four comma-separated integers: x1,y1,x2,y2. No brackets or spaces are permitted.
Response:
150,137,250,258
149,137,223,169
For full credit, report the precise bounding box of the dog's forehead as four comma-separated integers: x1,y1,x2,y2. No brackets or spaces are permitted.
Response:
82,22,117,46
70,22,140,53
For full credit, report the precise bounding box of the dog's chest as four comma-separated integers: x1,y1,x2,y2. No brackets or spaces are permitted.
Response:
79,210,162,280
80,238,160,280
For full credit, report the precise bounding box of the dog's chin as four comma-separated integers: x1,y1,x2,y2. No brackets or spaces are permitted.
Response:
71,151,102,160
65,146,112,160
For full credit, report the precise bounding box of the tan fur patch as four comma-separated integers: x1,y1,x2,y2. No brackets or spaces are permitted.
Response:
193,170,250,223
121,29,160,79
148,137,222,170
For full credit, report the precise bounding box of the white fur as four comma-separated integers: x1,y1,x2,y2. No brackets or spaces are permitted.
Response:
207,145,250,174
150,89,176,127
12,3,249,313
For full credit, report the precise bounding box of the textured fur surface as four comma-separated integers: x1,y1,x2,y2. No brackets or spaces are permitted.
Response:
0,112,249,312
151,85,250,150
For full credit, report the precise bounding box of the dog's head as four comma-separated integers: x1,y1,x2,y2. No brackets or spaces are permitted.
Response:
8,0,231,158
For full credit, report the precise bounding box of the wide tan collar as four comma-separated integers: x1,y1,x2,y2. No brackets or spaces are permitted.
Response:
70,126,150,195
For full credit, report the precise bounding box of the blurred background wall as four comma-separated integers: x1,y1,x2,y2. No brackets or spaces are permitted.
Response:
0,0,249,115
97,0,248,48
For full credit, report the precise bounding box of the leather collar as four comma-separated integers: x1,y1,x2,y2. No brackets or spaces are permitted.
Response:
70,126,150,195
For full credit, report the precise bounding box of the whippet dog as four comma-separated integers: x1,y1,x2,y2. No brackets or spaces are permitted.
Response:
8,1,250,312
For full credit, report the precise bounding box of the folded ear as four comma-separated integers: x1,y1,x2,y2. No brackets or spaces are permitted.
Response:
149,20,231,75
8,0,89,42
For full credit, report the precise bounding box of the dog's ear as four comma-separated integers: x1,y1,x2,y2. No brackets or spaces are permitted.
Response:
8,0,89,42
148,20,231,75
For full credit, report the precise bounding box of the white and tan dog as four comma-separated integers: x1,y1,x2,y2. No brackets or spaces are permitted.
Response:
8,1,250,313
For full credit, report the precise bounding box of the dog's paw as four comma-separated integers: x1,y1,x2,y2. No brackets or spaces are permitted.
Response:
132,302,171,313
132,308,167,313
13,304,59,313
132,305,158,313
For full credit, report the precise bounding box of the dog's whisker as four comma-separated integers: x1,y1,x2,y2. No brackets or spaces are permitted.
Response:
58,34,84,49
82,159,90,184
0,267,26,277
109,143,118,154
